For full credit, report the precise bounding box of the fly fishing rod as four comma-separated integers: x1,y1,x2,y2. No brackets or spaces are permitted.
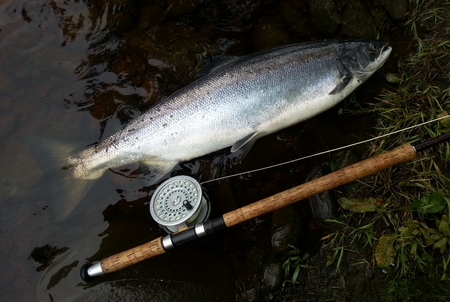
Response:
80,131,450,282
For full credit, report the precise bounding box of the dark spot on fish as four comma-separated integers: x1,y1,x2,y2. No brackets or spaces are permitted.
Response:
163,123,167,127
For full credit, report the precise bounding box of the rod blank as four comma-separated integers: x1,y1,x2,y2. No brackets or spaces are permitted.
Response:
222,143,416,227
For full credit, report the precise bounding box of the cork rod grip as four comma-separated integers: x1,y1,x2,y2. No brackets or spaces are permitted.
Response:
100,236,166,273
223,143,417,227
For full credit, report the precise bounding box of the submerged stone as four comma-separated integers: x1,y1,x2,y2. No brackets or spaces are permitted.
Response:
137,5,166,29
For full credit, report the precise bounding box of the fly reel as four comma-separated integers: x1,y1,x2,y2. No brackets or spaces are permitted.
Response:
149,175,211,233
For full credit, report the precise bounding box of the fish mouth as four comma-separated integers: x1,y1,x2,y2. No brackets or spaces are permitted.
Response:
370,43,392,70
376,44,392,69
381,44,392,56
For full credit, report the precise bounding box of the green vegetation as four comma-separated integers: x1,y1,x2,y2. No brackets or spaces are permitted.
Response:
280,1,450,300
281,245,311,286
322,0,450,299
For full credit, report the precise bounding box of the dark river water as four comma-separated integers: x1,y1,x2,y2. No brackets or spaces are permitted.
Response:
0,1,405,301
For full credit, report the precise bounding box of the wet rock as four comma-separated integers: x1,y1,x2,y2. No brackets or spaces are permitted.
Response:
379,0,409,21
370,8,389,29
137,5,166,29
271,205,302,253
111,52,142,79
306,165,338,225
341,0,377,38
252,16,294,51
335,149,361,171
280,1,313,38
307,150,361,225
308,0,341,35
0,112,17,138
263,262,283,292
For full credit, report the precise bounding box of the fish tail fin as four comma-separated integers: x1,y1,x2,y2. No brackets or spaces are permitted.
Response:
21,136,96,221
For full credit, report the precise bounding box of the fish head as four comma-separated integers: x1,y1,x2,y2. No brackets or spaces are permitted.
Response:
340,40,392,81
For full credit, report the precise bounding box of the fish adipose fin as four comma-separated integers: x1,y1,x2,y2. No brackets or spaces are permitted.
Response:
329,74,352,95
139,159,178,185
21,136,96,221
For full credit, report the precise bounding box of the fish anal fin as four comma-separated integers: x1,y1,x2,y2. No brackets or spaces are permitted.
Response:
329,74,352,95
139,159,178,185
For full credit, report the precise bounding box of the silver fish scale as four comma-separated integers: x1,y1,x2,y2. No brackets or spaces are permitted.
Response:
69,40,391,180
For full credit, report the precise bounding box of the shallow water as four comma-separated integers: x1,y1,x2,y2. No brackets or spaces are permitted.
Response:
0,1,401,301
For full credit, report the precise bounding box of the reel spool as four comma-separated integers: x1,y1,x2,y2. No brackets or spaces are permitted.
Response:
149,175,211,233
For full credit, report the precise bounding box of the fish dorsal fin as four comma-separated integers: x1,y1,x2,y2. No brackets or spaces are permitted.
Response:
231,132,259,153
197,55,240,78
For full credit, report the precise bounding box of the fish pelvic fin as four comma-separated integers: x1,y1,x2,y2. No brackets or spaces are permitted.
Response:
231,132,259,153
229,131,260,162
139,159,178,186
21,136,97,221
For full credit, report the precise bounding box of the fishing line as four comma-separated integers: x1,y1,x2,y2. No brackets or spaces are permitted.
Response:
200,115,449,185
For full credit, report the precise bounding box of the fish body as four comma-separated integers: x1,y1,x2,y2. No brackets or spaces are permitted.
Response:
68,40,392,182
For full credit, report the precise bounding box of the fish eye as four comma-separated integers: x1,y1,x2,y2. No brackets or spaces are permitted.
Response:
370,43,379,51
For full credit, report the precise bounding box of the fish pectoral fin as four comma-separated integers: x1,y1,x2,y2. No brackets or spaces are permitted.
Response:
139,159,178,185
231,132,259,153
329,74,352,95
